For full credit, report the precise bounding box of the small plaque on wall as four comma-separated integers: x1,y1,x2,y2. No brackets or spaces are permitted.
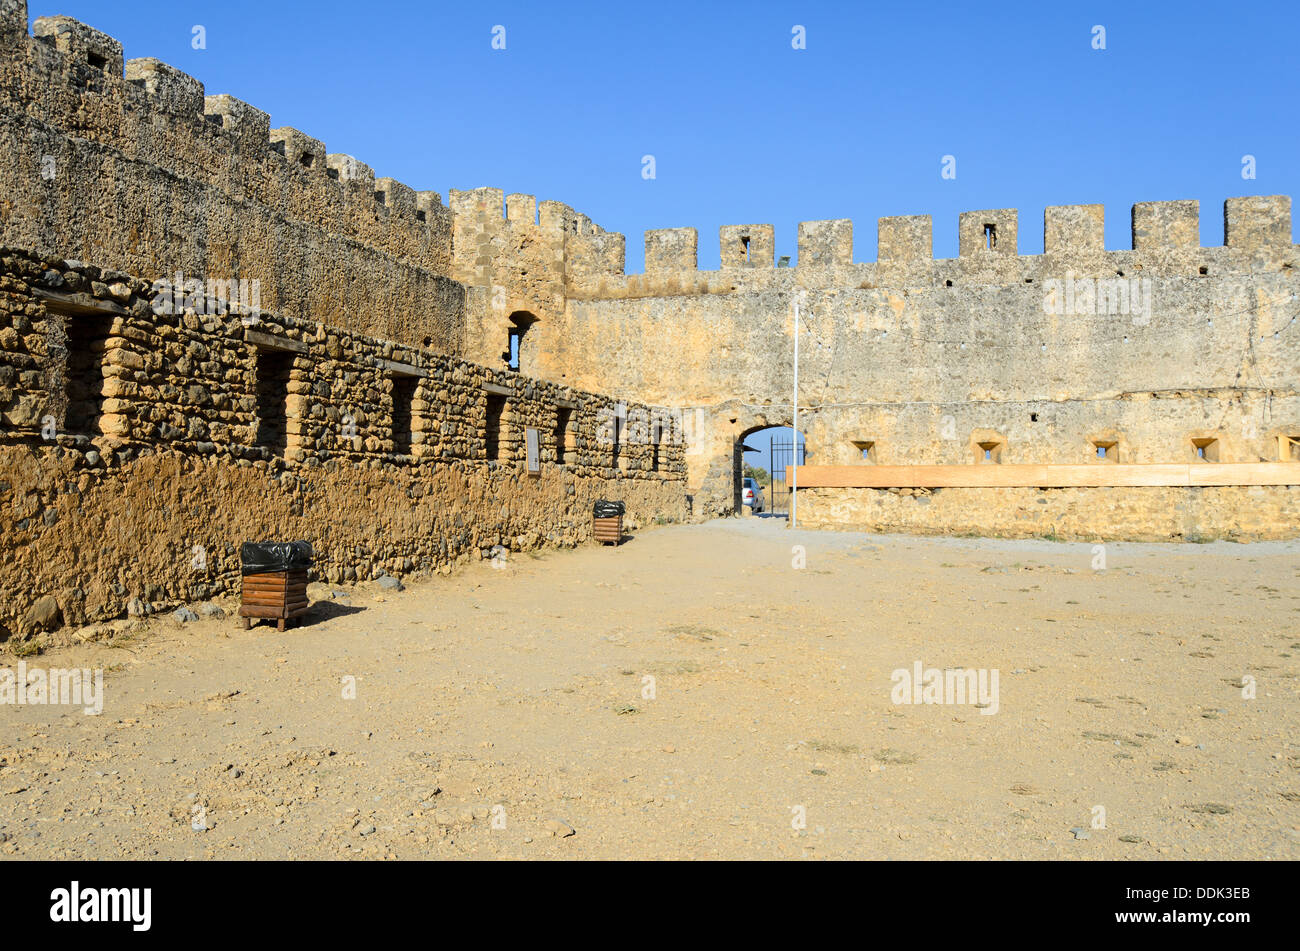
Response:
526,427,540,474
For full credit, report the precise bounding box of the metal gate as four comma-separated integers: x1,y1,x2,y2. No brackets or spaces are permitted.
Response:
767,435,805,518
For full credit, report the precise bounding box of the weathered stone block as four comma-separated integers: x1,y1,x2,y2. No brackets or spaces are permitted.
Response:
1044,204,1104,253
1131,200,1198,250
1,0,27,39
719,224,774,268
539,200,577,232
645,228,698,272
270,127,325,172
125,58,204,116
877,216,932,264
959,209,1018,256
506,193,537,225
418,190,444,216
375,178,417,215
569,231,626,281
326,153,376,186
33,16,123,75
203,94,270,151
797,219,852,267
449,187,505,219
1224,195,1292,250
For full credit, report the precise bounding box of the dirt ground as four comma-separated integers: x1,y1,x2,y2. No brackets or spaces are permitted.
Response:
1,517,1298,860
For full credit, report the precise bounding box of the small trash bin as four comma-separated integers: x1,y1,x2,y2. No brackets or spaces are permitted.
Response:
239,540,313,631
592,500,624,545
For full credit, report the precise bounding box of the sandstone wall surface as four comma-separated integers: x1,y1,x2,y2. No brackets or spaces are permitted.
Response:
522,200,1299,517
796,484,1300,543
0,4,463,352
0,247,686,638
3,1,1296,560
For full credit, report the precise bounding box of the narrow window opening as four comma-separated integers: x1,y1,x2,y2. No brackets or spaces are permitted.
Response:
851,439,876,463
63,311,114,437
87,52,108,71
1092,439,1118,462
555,407,572,465
299,151,314,169
415,210,426,222
504,312,537,373
1191,436,1219,462
484,393,507,462
507,328,522,372
741,235,750,263
254,348,294,456
975,439,1004,464
983,223,997,250
391,375,417,456
1029,413,1039,422
610,414,621,470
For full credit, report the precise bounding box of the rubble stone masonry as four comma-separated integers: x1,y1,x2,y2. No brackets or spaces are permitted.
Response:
0,249,686,639
1,1,1297,638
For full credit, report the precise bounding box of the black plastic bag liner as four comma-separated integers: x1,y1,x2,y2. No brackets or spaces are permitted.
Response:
240,540,314,574
593,500,625,518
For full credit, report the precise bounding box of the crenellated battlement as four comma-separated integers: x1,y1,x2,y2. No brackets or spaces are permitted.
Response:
10,7,443,241
125,57,203,115
0,1,461,350
448,186,614,240
31,13,121,73
554,196,1294,295
445,192,1294,302
5,3,1292,336
446,184,629,365
3,0,1298,642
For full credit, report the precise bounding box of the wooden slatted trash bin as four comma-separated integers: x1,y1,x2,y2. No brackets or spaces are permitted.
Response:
593,499,625,545
239,540,313,631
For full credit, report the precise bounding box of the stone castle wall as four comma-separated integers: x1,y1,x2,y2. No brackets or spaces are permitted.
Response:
797,484,1300,543
1,0,1297,639
0,247,686,639
447,187,624,373
0,1,463,352
494,199,1299,518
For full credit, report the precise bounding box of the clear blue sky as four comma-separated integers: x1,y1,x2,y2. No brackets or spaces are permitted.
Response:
743,426,805,485
40,0,1298,273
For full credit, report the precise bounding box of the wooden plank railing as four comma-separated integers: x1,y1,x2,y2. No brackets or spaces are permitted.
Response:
785,463,1300,489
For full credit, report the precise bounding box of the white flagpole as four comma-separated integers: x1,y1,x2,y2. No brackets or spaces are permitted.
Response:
791,299,799,529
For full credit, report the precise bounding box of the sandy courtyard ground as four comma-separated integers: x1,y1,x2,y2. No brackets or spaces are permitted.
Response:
1,517,1298,860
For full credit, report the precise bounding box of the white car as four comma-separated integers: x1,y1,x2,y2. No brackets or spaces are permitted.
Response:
742,477,765,513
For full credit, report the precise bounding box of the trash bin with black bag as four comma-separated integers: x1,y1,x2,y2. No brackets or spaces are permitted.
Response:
592,500,625,545
239,540,313,631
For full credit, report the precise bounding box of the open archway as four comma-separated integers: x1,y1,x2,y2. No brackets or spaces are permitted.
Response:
736,424,808,519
